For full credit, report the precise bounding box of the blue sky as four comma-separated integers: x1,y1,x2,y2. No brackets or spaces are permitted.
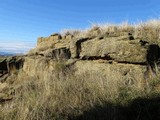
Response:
0,0,160,54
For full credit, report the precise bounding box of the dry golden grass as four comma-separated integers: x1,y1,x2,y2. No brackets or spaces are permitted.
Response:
0,60,155,120
60,19,160,44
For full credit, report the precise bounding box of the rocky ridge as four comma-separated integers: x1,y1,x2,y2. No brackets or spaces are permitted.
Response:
1,26,160,102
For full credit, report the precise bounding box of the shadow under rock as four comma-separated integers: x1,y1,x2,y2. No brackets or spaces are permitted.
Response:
146,44,160,71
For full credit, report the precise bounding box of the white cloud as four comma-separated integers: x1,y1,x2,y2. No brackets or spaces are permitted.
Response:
0,41,36,54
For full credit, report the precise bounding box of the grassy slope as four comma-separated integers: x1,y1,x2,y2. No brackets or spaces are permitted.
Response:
0,61,160,120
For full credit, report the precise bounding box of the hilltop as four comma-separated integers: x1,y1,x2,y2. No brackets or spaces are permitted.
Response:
1,20,160,120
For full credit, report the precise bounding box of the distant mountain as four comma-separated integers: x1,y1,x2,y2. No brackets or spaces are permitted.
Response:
0,51,16,56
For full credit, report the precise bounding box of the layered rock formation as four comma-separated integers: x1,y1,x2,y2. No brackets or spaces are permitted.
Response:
23,29,160,84
1,27,160,102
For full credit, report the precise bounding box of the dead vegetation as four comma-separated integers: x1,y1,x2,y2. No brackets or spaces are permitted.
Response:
0,60,160,120
61,19,160,43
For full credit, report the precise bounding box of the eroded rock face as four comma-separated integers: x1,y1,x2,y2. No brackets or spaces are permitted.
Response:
35,33,141,61
23,56,56,77
22,56,73,80
6,57,24,74
70,37,91,58
37,47,71,59
0,57,24,82
80,37,148,63
26,31,160,82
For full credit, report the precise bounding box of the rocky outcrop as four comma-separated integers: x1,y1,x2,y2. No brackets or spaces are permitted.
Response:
26,30,160,78
1,27,160,102
24,30,160,84
1,21,160,107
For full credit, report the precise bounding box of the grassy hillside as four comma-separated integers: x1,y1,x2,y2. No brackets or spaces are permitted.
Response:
1,19,160,120
0,61,160,120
